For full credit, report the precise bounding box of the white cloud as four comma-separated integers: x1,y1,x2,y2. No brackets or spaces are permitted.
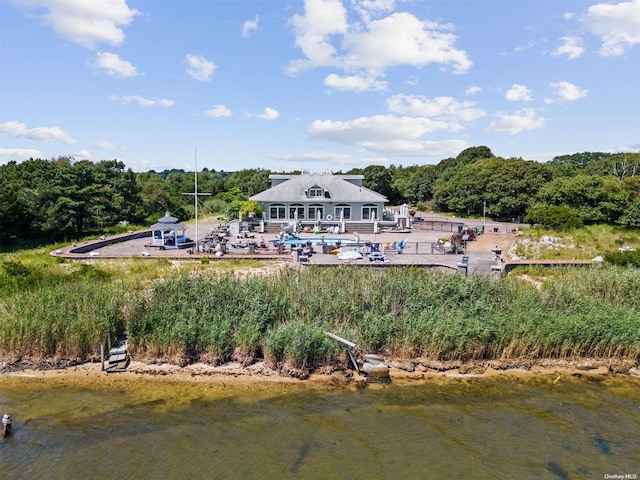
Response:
269,152,354,163
405,76,418,86
360,138,470,156
288,0,349,72
324,73,387,91
309,115,448,143
95,52,137,77
352,0,395,22
186,54,216,81
465,85,481,96
10,0,139,49
505,84,533,102
0,120,77,144
94,140,120,150
485,109,546,134
268,151,388,170
513,40,536,53
73,149,92,159
0,148,43,160
110,95,174,107
251,107,279,120
582,0,640,56
550,81,588,101
287,1,471,84
307,114,470,157
205,105,233,118
386,94,486,123
342,13,472,74
241,15,259,38
552,36,585,60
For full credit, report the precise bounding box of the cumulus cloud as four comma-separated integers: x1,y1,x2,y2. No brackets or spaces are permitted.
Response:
352,0,396,22
309,115,447,143
251,107,279,120
287,0,471,91
186,54,216,81
95,52,137,77
0,148,43,160
307,114,470,157
485,109,546,134
343,13,472,73
73,149,92,159
465,85,482,96
10,0,139,49
386,94,486,123
241,15,259,38
324,73,387,91
0,120,77,144
205,105,232,117
552,36,585,60
549,81,588,101
288,0,349,72
110,95,174,107
505,84,533,102
581,0,640,56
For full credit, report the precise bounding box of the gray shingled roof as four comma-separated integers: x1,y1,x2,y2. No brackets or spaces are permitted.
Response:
150,211,185,230
250,174,387,203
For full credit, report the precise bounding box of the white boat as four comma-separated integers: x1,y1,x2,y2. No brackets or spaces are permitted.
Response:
336,248,363,261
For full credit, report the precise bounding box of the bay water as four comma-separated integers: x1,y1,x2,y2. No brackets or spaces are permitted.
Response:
1,373,639,479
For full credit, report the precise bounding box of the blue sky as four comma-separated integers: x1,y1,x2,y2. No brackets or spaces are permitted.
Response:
1,0,638,173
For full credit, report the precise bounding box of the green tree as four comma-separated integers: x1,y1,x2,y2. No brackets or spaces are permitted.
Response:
616,199,640,228
362,165,398,203
434,157,552,219
403,165,438,205
225,169,270,197
534,175,629,224
137,172,175,221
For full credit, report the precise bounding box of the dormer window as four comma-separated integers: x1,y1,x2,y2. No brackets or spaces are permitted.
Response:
306,186,325,198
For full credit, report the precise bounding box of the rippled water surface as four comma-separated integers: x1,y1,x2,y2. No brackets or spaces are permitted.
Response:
1,374,639,479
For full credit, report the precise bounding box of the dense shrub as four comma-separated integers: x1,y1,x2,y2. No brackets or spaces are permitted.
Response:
604,250,640,267
525,205,584,230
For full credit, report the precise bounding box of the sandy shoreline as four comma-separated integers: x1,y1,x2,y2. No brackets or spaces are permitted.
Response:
3,356,639,386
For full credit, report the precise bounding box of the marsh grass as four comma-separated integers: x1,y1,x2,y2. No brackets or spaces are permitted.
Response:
121,265,640,372
1,248,639,372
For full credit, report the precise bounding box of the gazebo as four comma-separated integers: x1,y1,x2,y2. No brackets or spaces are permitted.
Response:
150,211,188,249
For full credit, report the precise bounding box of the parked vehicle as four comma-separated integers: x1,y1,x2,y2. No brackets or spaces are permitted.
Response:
369,252,387,262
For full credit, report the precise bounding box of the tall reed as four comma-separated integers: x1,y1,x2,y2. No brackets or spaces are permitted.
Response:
2,261,639,372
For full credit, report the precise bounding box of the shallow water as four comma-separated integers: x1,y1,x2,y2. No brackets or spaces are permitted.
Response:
1,374,639,479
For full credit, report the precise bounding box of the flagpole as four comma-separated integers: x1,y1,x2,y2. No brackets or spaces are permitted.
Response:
195,147,198,253
182,148,210,253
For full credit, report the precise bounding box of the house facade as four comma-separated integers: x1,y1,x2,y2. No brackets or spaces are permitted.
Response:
249,172,390,231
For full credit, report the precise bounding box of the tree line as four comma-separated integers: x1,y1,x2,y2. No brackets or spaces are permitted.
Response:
1,147,638,246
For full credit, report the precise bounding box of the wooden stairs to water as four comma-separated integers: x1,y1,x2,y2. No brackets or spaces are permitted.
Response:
106,337,130,373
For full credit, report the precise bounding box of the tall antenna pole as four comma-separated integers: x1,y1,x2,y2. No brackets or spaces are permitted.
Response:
182,147,210,253
194,147,198,253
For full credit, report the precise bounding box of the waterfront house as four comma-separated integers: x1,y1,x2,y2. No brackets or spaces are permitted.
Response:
249,171,398,234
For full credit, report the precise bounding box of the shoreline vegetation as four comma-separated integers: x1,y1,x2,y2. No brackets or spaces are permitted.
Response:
3,355,640,386
1,259,639,383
